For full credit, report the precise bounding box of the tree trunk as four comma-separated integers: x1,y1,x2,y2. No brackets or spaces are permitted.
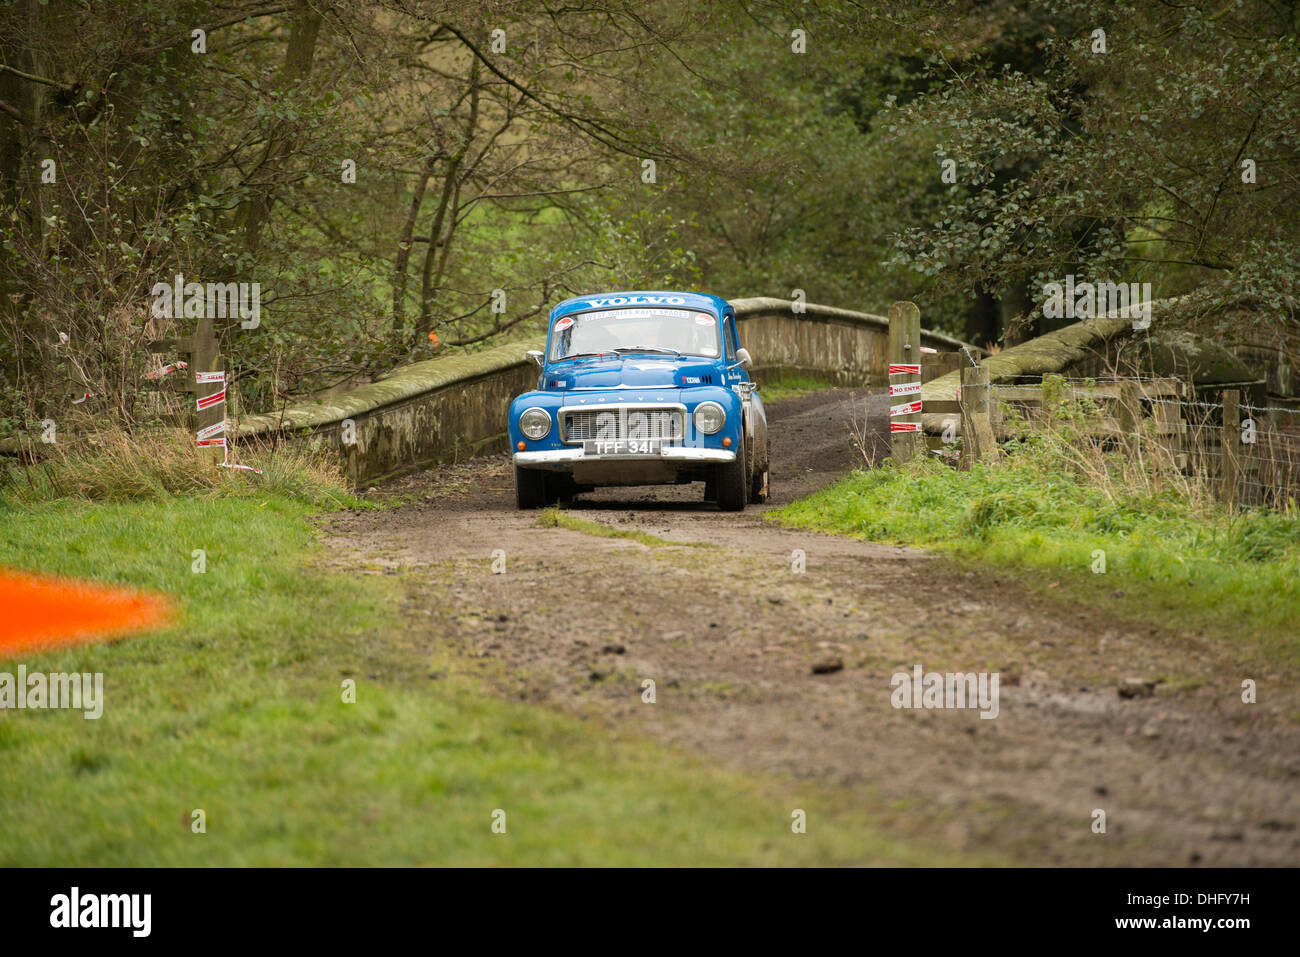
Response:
413,56,480,353
392,160,433,341
234,0,324,254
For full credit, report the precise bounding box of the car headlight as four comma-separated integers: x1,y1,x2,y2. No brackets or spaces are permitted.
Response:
693,401,725,435
519,407,551,440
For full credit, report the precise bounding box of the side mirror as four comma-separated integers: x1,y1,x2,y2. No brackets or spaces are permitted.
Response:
736,347,753,370
525,349,544,368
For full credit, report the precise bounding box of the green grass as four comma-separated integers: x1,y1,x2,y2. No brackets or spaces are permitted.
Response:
757,373,838,403
538,507,711,548
770,454,1300,667
0,493,961,865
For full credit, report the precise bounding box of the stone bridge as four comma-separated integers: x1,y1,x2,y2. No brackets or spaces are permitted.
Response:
236,298,976,485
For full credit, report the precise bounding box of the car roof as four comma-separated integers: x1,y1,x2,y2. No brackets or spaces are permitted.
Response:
549,290,729,321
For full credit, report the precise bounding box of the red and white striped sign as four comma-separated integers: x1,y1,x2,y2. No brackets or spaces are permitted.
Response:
889,380,922,397
890,399,923,417
196,389,225,411
888,363,921,375
196,437,227,448
195,370,225,384
197,421,226,441
890,421,923,433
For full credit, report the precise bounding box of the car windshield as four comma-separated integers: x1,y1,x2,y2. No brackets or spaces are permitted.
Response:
549,308,721,360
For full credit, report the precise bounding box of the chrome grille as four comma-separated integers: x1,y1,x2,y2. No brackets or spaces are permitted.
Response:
562,406,684,444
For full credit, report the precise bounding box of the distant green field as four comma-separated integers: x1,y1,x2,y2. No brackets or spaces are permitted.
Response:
0,493,965,865
757,373,839,403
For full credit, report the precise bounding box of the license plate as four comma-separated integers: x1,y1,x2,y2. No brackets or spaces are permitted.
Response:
583,439,662,456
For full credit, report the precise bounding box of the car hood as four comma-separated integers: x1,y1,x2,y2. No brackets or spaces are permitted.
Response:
547,356,722,398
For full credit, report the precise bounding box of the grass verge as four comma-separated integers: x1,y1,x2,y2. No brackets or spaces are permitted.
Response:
538,507,711,548
1,428,351,506
770,454,1300,667
0,475,957,865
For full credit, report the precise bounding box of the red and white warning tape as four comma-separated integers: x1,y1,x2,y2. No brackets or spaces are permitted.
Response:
196,421,226,441
890,399,923,417
143,360,189,380
219,460,262,474
196,389,225,411
890,422,923,433
190,369,263,472
889,380,921,397
888,363,921,375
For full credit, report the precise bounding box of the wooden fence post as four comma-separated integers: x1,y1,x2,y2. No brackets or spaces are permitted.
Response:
1221,388,1239,509
1117,379,1139,452
960,364,995,466
888,301,922,464
150,315,223,465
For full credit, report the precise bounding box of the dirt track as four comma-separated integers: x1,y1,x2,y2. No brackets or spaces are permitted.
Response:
325,388,1300,865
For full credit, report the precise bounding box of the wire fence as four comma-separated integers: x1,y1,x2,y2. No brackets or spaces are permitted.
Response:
984,374,1300,510
1176,396,1300,509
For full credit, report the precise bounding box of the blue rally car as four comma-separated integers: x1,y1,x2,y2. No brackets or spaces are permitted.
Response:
507,291,769,510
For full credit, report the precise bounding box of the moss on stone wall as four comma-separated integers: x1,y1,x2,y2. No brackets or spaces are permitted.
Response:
236,336,545,437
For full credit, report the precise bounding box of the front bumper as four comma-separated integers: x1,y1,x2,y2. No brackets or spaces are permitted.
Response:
515,446,735,469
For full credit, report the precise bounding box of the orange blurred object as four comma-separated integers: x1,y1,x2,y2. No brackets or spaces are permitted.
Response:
0,567,173,658
722,437,732,447
428,330,439,346
517,441,526,451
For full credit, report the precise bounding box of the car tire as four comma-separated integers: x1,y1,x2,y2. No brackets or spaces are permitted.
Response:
715,435,748,511
749,463,769,504
515,465,549,509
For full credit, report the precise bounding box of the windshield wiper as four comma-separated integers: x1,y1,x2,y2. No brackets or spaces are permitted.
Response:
557,351,616,361
612,346,682,357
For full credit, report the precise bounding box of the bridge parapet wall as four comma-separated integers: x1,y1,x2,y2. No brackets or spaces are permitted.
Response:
237,298,974,484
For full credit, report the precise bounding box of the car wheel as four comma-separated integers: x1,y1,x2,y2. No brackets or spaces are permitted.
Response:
715,435,748,511
515,465,549,509
703,477,717,502
749,463,769,504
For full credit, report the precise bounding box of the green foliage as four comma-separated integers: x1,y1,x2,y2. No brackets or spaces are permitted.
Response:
871,0,1300,343
5,0,1294,431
